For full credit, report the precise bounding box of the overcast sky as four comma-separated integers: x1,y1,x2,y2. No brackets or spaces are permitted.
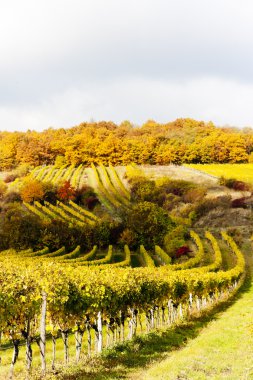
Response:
1,0,253,131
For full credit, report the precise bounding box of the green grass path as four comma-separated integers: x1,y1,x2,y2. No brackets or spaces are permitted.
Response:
128,281,253,380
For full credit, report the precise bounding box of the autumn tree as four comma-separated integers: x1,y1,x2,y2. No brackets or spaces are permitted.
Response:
20,178,44,203
57,181,76,202
125,201,173,248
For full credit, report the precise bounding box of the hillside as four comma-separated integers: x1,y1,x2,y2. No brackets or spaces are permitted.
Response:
0,162,251,379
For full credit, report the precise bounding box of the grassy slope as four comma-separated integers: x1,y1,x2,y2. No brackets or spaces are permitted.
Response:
187,163,253,183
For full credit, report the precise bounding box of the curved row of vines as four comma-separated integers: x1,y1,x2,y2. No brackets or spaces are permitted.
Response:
0,230,246,379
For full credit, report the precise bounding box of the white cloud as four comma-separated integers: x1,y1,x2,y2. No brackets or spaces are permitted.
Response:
1,77,253,131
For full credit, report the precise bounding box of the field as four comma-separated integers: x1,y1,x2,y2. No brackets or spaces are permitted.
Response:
187,163,253,183
0,163,252,379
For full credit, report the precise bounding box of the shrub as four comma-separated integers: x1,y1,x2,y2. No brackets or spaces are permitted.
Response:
54,155,66,168
195,196,231,217
219,176,250,191
0,204,43,250
118,228,137,248
42,181,58,204
41,220,94,251
57,181,76,202
15,163,32,177
85,196,99,210
164,225,188,258
125,201,173,248
2,191,22,204
175,245,191,258
75,185,99,209
182,187,206,203
130,178,160,203
0,180,7,199
232,181,250,191
93,221,113,248
231,197,246,208
125,166,145,182
4,173,18,183
163,193,181,211
157,177,197,197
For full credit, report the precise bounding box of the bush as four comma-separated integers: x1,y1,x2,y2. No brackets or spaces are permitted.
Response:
85,196,99,210
219,176,250,191
125,166,145,182
231,197,247,208
162,193,181,211
175,245,191,258
164,225,187,258
0,204,43,250
41,220,95,251
57,181,76,202
195,196,231,217
0,180,7,199
75,185,99,209
118,228,137,248
93,221,113,248
15,163,32,177
4,173,19,183
2,191,22,204
182,187,206,203
125,201,173,248
156,177,197,197
130,178,161,203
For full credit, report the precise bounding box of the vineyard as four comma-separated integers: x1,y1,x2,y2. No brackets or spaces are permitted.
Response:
0,162,252,379
0,229,246,379
32,164,86,189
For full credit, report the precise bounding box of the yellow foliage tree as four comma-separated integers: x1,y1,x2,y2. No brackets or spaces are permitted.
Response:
20,178,45,203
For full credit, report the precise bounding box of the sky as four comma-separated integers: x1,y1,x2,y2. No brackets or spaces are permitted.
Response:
1,0,253,131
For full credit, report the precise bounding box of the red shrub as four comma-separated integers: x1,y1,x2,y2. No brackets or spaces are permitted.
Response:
232,181,250,191
231,197,246,208
57,181,76,202
176,245,191,258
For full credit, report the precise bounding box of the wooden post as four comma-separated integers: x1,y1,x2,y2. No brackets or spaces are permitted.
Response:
97,312,103,353
40,291,47,375
85,319,92,357
26,319,33,374
51,336,56,370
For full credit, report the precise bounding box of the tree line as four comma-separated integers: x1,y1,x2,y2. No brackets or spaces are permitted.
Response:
1,118,253,169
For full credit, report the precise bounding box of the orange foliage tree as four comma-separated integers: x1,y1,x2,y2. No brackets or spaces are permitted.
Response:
57,181,76,202
20,178,45,203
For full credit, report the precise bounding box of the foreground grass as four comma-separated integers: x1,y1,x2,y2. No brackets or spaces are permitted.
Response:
129,281,253,379
187,163,253,183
